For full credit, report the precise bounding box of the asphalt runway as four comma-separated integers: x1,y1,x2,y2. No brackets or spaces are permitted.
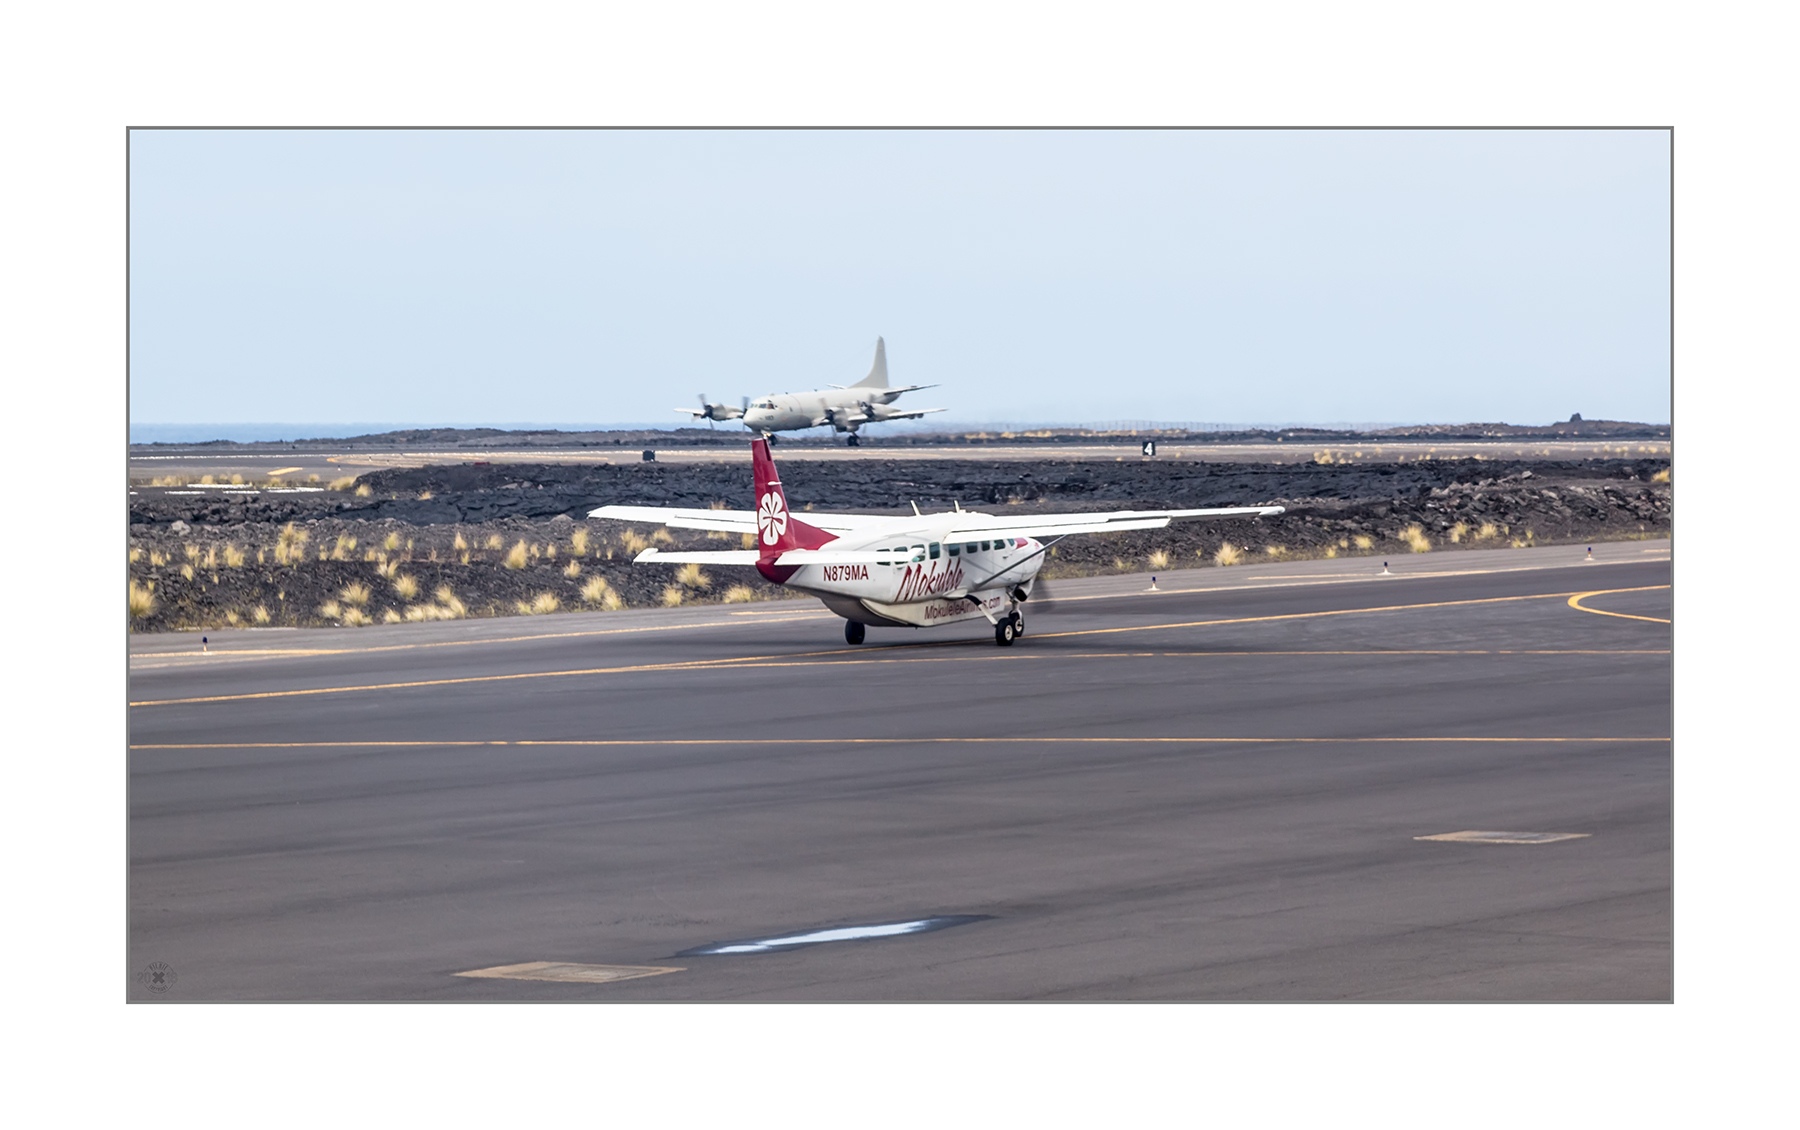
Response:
128,542,1672,1001
127,436,1671,482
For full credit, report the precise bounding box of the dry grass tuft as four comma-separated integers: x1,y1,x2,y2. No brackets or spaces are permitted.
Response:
571,528,589,556
434,586,467,618
1325,546,1338,558
1265,545,1288,559
454,531,469,552
354,483,373,498
621,529,650,555
563,560,582,579
129,547,142,563
339,582,372,606
252,604,271,624
503,540,530,570
1651,467,1671,483
1147,549,1171,570
580,576,617,606
516,592,562,615
651,528,673,545
383,609,402,624
328,476,358,491
1449,521,1469,544
484,533,503,551
674,562,711,589
741,532,756,550
1353,534,1374,550
375,557,400,578
225,610,242,626
1474,522,1499,542
660,585,685,607
149,550,169,566
1400,524,1432,553
318,599,342,619
185,544,200,562
1213,543,1242,566
384,532,401,551
180,563,196,580
129,581,157,619
330,533,357,561
418,490,433,500
404,605,431,622
392,574,419,600
722,584,756,603
341,607,372,627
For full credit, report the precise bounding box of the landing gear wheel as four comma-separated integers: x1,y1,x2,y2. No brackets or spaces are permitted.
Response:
766,433,779,445
1010,611,1024,638
995,618,1016,647
846,433,860,448
845,620,866,645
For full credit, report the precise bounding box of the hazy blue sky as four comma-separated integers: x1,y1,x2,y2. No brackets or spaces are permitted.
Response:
129,129,1669,431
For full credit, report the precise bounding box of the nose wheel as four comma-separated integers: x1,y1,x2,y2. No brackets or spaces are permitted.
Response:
845,620,866,645
846,433,860,447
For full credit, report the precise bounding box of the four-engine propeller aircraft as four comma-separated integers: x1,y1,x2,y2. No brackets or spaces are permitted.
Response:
677,338,944,446
590,437,1284,646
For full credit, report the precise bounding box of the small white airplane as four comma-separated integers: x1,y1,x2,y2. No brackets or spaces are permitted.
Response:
677,338,943,446
590,437,1284,646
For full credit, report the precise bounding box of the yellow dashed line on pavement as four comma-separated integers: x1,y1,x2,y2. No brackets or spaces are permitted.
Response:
130,735,1672,750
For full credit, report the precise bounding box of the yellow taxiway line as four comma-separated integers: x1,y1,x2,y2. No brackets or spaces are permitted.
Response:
130,735,1671,751
1567,590,1673,624
129,585,1670,708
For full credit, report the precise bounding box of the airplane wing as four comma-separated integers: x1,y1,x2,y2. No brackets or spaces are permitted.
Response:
872,407,947,422
589,504,894,535
943,506,1284,542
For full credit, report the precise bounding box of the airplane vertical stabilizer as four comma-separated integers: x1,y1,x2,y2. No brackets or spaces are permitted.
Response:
850,337,889,389
751,438,832,580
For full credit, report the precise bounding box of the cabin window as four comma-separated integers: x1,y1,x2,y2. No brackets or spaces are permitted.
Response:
910,544,925,563
947,543,960,557
876,548,890,565
965,543,978,555
929,542,941,560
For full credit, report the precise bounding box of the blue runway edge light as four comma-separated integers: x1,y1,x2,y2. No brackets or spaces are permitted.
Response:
677,915,990,957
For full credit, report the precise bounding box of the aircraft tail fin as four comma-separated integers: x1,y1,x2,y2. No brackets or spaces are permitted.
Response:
849,337,889,388
749,437,833,567
750,437,798,560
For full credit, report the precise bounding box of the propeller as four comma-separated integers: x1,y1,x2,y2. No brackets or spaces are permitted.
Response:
1027,577,1058,612
698,393,715,427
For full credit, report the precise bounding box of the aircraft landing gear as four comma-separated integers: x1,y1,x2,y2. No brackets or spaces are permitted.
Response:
994,612,1019,647
845,620,866,645
846,433,860,448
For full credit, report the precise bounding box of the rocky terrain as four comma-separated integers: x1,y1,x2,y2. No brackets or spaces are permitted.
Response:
126,454,1671,631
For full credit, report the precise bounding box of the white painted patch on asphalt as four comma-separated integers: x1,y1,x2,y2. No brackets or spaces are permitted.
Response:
1415,830,1591,844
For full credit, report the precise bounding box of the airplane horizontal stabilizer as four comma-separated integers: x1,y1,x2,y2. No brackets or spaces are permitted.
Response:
632,548,762,565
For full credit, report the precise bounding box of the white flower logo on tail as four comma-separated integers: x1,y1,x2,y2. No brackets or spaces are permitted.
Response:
758,492,789,546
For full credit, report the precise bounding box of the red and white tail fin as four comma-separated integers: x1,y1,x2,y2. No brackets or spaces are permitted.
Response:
750,438,833,578
751,437,798,560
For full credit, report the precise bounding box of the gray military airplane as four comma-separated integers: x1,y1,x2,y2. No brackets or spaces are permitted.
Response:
677,338,944,446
